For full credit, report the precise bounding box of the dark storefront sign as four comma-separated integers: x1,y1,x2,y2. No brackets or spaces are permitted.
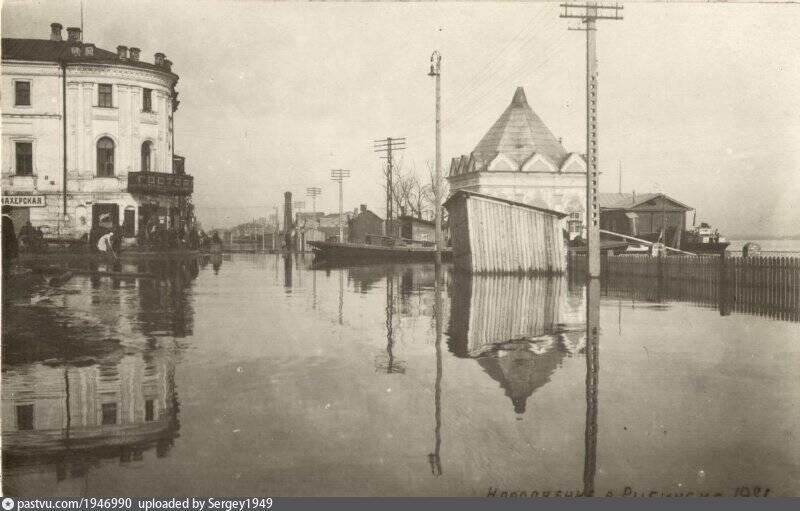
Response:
127,171,193,196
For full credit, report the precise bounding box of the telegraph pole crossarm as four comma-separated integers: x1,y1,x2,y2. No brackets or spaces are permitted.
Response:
306,187,322,214
374,137,406,236
560,2,623,278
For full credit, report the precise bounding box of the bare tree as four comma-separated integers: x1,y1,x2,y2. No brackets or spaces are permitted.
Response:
424,160,449,224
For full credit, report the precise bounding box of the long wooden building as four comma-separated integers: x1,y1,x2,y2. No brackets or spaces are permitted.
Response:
444,190,567,274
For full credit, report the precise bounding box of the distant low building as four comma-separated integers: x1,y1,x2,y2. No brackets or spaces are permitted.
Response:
396,215,436,244
294,211,326,251
318,212,352,241
348,204,383,243
598,193,693,238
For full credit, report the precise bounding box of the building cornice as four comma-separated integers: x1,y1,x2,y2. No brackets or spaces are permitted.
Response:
3,59,177,88
2,113,62,119
448,170,587,180
66,63,176,89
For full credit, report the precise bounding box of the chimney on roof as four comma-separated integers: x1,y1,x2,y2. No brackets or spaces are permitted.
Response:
129,47,140,61
154,52,165,66
66,27,81,42
117,45,128,59
360,204,367,213
163,58,173,72
632,190,636,205
50,23,63,41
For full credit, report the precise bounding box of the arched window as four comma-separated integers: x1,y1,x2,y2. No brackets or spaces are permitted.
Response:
141,141,152,172
97,137,115,177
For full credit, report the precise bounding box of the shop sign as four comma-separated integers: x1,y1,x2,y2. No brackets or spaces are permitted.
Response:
2,195,46,207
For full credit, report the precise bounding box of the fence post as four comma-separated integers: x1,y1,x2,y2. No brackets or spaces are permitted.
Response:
718,251,730,316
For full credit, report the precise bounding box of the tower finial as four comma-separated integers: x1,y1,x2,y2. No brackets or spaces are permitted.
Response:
512,87,527,105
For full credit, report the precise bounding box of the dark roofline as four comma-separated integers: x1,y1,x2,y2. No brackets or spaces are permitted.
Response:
598,192,693,211
443,190,567,218
397,215,435,226
1,38,178,81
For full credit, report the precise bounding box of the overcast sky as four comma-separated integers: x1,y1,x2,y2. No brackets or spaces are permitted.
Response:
3,0,799,236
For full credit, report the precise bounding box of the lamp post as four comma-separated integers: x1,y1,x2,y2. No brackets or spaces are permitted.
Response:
428,50,443,263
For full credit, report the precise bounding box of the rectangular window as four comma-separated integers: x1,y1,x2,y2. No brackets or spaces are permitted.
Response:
568,212,583,235
123,209,136,237
15,81,31,106
98,84,113,107
142,88,152,111
101,402,118,425
145,400,154,422
16,404,34,431
15,142,33,176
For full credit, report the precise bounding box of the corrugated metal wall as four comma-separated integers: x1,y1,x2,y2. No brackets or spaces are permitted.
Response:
451,194,566,274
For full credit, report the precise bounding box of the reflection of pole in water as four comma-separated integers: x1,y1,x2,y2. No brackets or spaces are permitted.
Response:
63,367,71,442
376,267,405,374
295,253,302,289
312,269,317,309
583,277,600,496
385,271,396,372
428,262,443,477
338,270,344,325
283,254,292,290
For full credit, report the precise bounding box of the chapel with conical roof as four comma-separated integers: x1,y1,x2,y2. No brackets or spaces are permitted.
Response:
448,87,588,238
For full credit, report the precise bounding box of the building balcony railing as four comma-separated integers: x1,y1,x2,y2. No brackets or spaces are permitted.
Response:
127,171,193,196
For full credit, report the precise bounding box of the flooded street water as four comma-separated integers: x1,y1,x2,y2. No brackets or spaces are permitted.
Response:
3,254,799,496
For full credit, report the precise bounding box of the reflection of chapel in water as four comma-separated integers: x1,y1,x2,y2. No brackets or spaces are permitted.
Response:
447,274,586,414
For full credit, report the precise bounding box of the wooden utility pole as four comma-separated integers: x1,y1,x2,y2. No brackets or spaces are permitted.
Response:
561,2,623,278
330,169,350,242
428,50,443,263
273,205,279,250
306,187,322,213
374,137,406,236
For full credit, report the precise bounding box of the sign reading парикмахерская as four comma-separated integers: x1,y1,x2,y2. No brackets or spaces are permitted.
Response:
1,195,46,207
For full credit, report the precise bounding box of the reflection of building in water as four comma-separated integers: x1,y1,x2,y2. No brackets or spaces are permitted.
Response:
135,258,197,338
447,274,586,414
1,349,178,480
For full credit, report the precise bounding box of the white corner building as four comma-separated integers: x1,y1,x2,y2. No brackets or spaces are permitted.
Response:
2,23,192,240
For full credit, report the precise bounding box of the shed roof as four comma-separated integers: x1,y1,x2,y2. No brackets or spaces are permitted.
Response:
443,190,567,218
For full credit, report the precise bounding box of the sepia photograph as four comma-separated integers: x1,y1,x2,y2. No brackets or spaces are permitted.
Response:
1,0,799,503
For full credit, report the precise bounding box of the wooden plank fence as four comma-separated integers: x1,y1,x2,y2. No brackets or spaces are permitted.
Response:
568,253,800,322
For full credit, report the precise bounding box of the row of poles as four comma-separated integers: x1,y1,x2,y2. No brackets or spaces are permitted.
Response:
299,51,445,254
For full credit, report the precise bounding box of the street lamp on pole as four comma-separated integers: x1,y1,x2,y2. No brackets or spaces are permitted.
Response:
330,170,350,242
428,50,443,264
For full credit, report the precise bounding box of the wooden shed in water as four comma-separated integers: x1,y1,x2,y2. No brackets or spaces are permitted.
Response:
444,190,567,274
